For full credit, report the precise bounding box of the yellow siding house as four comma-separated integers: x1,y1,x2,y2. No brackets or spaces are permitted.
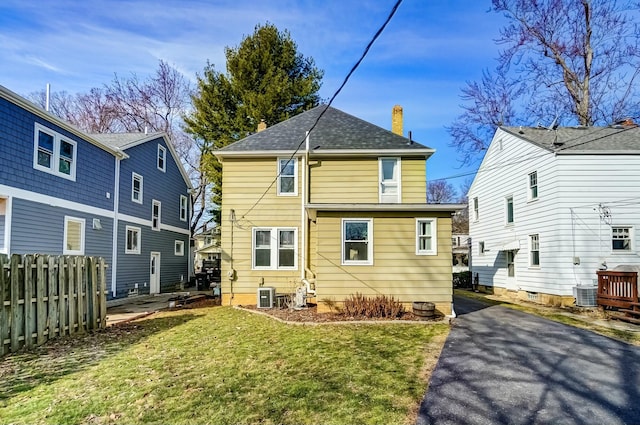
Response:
215,105,462,315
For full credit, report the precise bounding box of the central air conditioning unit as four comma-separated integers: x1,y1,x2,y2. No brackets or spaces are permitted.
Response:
575,285,597,307
257,287,276,308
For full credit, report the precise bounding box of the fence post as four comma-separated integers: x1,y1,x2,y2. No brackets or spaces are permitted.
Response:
36,255,46,346
67,256,76,336
99,258,107,328
0,254,7,356
10,255,21,352
47,255,57,340
86,257,96,331
24,254,34,349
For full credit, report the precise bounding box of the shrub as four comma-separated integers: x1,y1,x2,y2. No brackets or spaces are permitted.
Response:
343,293,405,318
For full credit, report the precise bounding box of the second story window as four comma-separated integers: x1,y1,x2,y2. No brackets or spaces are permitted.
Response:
152,200,161,231
33,123,77,180
379,157,401,203
529,171,538,200
180,195,188,222
473,197,479,221
157,145,166,172
277,158,297,196
506,196,514,224
132,173,143,204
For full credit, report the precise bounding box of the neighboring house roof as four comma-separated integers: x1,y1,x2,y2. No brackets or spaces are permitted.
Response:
216,105,435,158
0,85,128,159
93,132,193,190
500,124,640,154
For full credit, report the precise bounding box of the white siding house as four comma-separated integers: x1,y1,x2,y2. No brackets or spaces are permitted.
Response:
469,124,640,306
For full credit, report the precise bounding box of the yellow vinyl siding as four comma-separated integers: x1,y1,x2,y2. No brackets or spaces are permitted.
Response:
220,157,302,304
310,157,426,203
313,211,452,305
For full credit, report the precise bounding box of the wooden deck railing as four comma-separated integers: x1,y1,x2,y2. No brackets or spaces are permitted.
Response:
596,270,638,309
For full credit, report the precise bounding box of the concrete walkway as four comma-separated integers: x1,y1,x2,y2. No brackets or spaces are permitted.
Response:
417,295,640,425
106,291,210,326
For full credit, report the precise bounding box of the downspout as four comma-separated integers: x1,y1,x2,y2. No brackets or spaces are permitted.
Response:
111,154,122,298
301,131,316,296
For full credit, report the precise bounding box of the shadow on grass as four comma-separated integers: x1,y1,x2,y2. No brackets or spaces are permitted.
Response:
0,306,216,401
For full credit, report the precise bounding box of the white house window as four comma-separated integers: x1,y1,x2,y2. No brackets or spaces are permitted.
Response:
157,145,166,172
612,227,632,251
530,234,540,266
416,218,437,255
379,157,401,203
277,158,297,196
479,241,485,254
506,196,514,224
473,197,479,221
63,216,85,255
529,171,538,200
175,240,185,256
132,173,143,204
252,227,297,270
507,250,516,277
152,200,161,231
342,219,373,265
125,226,141,254
180,195,188,222
33,123,77,180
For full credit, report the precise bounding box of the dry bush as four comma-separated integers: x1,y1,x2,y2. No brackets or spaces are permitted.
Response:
343,293,405,318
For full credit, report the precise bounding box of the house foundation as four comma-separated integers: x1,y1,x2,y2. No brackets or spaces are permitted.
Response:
477,285,576,307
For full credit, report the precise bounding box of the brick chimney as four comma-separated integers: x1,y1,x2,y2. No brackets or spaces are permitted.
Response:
392,105,403,136
257,119,267,132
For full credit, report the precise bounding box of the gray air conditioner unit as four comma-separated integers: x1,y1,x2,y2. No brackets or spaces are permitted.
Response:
257,287,276,308
575,285,597,307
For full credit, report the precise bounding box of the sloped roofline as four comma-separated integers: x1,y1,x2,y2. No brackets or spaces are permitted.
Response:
0,85,128,159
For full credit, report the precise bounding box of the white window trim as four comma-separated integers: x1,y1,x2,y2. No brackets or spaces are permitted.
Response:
157,144,166,172
529,234,540,267
63,216,85,255
132,172,143,204
342,218,373,265
152,200,161,231
612,226,633,253
277,157,298,196
528,171,538,201
174,240,185,256
0,196,10,255
180,195,188,222
416,218,438,256
33,123,77,181
505,196,514,225
378,157,402,203
125,225,141,254
251,227,298,270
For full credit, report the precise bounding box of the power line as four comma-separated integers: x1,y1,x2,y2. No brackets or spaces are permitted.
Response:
239,0,404,220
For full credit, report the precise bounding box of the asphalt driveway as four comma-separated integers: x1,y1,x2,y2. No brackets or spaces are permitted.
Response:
417,296,640,425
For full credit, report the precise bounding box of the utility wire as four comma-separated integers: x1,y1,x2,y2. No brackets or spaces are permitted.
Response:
239,0,404,219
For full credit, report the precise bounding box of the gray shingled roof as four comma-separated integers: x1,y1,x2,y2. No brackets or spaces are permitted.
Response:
501,125,640,153
91,132,165,149
217,105,432,153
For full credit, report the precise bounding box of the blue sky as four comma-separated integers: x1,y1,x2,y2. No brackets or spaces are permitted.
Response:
0,0,507,192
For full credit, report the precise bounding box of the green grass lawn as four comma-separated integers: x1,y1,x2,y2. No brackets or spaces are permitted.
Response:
0,306,449,425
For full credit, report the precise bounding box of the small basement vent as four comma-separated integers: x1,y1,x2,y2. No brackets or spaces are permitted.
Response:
257,287,276,308
575,285,597,307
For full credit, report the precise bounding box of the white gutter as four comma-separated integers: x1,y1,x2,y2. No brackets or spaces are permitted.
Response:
111,155,121,297
301,131,308,282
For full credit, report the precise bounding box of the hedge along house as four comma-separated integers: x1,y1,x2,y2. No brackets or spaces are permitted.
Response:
215,105,463,315
0,84,191,301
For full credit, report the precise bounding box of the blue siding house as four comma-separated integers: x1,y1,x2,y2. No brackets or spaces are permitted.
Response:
0,85,191,300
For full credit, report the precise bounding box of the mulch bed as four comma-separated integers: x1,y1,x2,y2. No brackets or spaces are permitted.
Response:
239,303,444,323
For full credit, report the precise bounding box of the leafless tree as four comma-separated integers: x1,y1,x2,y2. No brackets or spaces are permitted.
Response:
452,178,473,234
427,179,458,204
449,0,640,164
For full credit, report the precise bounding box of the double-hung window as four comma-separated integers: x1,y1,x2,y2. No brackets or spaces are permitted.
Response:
252,227,297,269
473,197,479,221
180,195,188,221
33,123,77,180
342,219,373,265
379,157,401,203
63,216,85,255
277,158,297,196
152,200,161,231
612,227,632,251
126,226,141,254
416,218,437,255
132,173,143,203
530,234,540,266
157,145,166,172
529,171,538,200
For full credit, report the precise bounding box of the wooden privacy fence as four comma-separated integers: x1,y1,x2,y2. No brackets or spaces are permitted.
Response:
596,270,638,309
0,254,108,356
